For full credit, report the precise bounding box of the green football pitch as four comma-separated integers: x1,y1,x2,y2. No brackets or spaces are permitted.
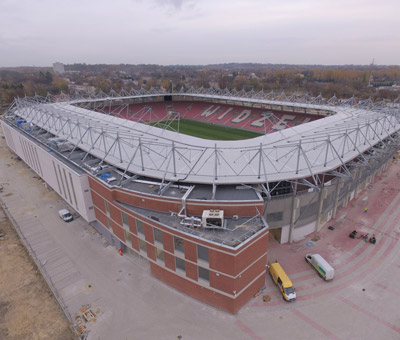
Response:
150,119,263,141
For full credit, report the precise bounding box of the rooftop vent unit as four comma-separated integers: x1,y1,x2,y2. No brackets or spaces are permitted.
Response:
202,209,225,229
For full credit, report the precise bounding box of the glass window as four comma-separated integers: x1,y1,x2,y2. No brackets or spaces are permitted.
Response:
154,228,163,244
136,219,144,236
107,217,113,232
175,256,185,272
198,266,209,281
174,236,184,253
138,238,146,253
104,200,109,214
124,230,131,245
156,248,165,263
121,211,129,229
197,244,209,263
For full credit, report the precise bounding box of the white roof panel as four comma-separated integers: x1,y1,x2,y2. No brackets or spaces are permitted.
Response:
14,94,400,184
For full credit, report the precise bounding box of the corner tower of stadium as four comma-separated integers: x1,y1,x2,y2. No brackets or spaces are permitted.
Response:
3,88,400,313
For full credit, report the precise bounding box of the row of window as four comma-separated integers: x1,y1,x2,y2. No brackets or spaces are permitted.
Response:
120,210,209,263
107,206,211,282
174,256,210,281
126,224,210,282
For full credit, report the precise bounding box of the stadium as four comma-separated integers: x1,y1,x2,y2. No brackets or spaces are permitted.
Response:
2,87,400,313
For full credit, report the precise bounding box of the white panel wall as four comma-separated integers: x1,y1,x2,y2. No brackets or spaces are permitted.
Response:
293,221,316,242
2,123,96,222
279,221,316,243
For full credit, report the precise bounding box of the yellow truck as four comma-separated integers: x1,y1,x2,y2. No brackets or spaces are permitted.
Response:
268,261,296,301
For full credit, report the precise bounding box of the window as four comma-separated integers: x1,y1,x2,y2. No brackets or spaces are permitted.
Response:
175,256,185,272
121,211,129,230
136,219,144,236
105,200,110,215
174,236,184,253
198,267,209,282
266,211,283,222
138,238,147,253
154,228,163,244
156,248,165,263
69,173,78,207
197,244,209,263
107,217,113,232
124,230,131,245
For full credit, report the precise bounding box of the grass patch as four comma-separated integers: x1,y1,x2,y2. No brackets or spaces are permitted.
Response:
150,119,262,141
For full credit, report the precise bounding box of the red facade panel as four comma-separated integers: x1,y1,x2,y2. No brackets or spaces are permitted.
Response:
163,233,174,253
144,223,154,243
147,244,156,261
233,274,266,313
209,271,235,294
131,235,140,252
184,240,197,262
151,264,236,314
234,255,267,293
114,190,181,213
127,215,137,234
91,191,106,213
235,231,268,274
185,262,198,281
164,253,176,271
94,207,109,229
209,250,235,276
109,203,122,226
112,222,125,242
89,177,113,201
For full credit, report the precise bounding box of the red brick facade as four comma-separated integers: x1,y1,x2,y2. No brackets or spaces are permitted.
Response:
89,176,268,314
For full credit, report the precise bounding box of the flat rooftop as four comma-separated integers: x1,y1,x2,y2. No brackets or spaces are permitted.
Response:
118,201,267,248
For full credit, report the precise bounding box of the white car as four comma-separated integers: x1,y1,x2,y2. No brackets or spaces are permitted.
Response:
58,209,73,222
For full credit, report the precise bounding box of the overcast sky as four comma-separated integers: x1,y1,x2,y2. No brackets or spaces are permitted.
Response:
1,0,399,67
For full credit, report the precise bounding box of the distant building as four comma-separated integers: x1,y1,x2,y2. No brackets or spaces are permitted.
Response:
249,72,258,79
53,62,65,75
68,84,95,94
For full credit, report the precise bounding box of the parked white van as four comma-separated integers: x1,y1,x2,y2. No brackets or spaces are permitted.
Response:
305,254,334,280
58,209,73,222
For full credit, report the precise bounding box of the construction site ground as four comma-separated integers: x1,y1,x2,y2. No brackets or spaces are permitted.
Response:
1,122,400,340
0,206,76,339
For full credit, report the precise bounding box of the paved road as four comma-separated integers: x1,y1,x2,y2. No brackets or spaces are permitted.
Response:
1,127,400,340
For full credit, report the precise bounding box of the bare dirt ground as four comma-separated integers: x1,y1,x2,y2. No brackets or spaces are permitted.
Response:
0,208,77,340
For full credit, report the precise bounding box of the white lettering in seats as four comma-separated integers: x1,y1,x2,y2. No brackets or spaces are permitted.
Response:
232,110,251,123
272,114,296,130
201,106,220,117
251,112,270,127
217,108,233,120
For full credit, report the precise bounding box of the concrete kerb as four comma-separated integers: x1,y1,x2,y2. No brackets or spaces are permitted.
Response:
0,198,81,339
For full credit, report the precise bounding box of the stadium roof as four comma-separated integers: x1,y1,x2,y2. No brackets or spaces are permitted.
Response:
10,92,400,186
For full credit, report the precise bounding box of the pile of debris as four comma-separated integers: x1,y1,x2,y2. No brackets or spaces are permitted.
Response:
75,304,98,339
